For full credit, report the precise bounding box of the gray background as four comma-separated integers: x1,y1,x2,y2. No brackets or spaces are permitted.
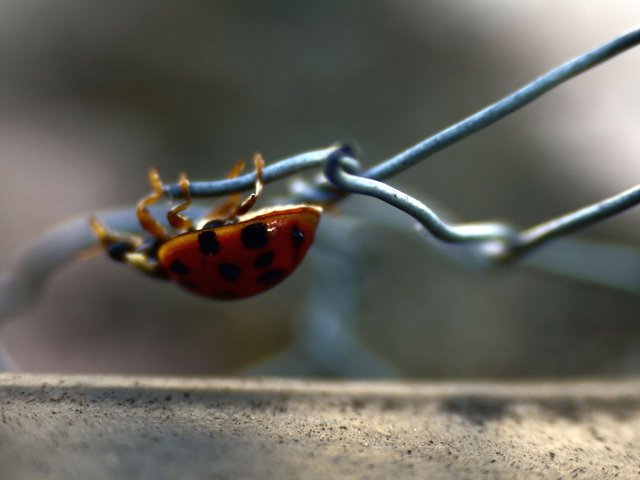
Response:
1,1,639,377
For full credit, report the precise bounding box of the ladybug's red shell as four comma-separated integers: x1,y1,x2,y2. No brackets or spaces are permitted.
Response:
157,205,321,299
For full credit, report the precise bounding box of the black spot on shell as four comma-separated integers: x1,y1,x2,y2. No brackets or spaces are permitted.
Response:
169,260,190,275
198,230,220,255
241,222,269,249
291,225,305,249
218,262,241,282
257,268,287,285
106,241,135,262
253,251,275,269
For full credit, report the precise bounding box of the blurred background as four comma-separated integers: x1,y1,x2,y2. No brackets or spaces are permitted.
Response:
1,1,639,377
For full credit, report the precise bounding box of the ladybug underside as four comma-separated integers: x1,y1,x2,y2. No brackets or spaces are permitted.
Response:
158,206,320,299
90,153,322,300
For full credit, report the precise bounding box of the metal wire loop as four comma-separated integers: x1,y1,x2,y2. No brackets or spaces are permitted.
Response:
325,148,640,263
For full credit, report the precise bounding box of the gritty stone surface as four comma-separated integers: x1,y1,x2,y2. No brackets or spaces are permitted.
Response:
1,374,640,479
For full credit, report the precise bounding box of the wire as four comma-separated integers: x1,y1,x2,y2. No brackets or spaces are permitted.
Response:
365,28,640,180
160,28,640,200
325,149,640,263
2,28,640,327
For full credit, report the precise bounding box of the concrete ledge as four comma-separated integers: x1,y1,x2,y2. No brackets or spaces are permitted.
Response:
1,374,639,479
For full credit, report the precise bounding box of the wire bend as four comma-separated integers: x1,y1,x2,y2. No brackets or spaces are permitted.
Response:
325,149,640,264
325,149,518,247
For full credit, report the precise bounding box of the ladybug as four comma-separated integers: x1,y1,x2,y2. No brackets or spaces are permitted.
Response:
90,153,321,299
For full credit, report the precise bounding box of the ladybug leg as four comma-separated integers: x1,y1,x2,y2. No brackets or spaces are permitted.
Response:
226,152,264,218
194,153,264,229
121,251,167,277
209,160,245,218
137,168,170,240
89,216,141,260
195,159,246,228
166,173,193,232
